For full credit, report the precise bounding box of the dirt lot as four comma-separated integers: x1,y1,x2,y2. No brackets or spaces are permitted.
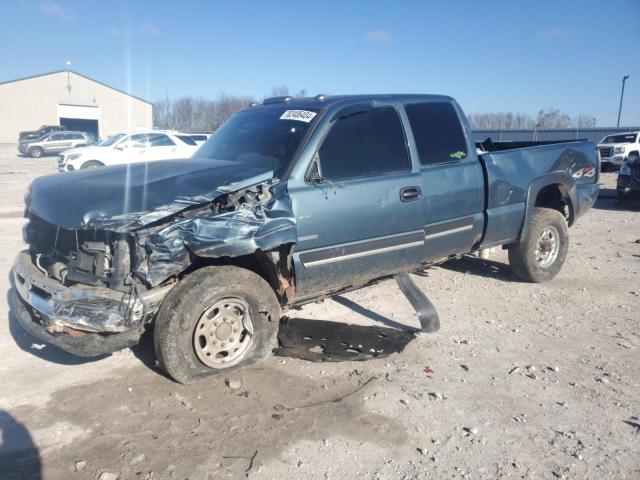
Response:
0,144,638,480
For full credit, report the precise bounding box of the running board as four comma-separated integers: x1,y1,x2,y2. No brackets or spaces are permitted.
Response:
274,272,440,362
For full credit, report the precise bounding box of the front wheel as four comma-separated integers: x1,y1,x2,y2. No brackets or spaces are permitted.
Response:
28,147,43,158
154,266,281,384
508,207,568,283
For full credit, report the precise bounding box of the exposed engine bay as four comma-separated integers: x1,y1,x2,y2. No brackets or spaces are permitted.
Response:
20,178,297,337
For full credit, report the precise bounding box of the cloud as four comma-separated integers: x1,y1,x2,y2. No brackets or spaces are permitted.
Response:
363,29,392,44
37,1,77,22
535,27,575,40
109,22,159,38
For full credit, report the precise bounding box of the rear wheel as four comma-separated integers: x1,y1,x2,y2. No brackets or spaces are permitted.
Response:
28,147,43,158
80,160,104,169
154,266,281,384
508,207,568,283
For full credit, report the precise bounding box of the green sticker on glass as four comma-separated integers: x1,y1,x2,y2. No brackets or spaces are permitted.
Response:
450,151,466,160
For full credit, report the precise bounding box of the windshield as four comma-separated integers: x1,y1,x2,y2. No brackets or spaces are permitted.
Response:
193,106,319,177
602,133,637,144
100,133,126,147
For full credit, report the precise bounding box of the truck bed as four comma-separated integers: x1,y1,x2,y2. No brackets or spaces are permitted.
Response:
477,139,599,249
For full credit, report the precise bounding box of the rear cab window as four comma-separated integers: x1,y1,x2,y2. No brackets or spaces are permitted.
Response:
318,106,411,181
405,102,468,165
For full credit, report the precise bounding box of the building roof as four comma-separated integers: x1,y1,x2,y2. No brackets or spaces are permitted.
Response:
0,70,152,105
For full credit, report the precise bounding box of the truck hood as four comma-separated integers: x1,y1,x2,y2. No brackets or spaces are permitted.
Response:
26,158,274,231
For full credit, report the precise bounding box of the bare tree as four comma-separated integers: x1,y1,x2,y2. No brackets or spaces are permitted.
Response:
153,86,312,132
536,108,571,129
153,93,254,132
468,108,597,130
573,114,596,128
270,85,289,97
467,112,535,129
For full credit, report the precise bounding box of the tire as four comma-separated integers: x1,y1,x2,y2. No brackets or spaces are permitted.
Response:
154,266,281,384
28,147,43,158
508,207,568,283
80,160,104,169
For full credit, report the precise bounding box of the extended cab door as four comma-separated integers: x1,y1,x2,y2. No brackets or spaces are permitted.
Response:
403,101,484,261
288,103,426,298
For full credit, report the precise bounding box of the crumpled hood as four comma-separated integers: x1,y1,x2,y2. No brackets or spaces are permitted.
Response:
27,158,273,231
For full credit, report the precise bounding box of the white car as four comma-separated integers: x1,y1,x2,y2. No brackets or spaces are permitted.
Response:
58,131,200,171
597,131,640,169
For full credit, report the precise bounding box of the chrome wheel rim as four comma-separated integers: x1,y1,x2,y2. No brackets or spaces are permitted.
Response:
535,226,560,268
193,298,253,368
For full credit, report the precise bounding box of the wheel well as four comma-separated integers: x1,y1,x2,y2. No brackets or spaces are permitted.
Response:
80,160,104,168
534,184,574,225
184,245,295,307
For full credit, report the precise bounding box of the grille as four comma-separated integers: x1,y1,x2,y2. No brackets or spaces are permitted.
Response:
598,147,613,158
27,214,80,257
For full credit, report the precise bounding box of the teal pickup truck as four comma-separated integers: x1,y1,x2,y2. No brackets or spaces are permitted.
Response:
12,94,599,383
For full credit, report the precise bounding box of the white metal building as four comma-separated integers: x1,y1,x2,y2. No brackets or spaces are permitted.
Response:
0,70,153,143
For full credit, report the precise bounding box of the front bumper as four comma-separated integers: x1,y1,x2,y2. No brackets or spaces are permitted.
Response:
601,155,626,166
12,250,171,356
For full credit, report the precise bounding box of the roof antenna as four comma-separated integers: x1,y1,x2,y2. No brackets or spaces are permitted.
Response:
65,60,72,95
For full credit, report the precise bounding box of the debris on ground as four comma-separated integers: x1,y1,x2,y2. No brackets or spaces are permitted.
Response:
226,379,242,390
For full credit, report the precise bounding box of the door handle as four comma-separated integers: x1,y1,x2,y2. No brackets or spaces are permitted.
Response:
400,186,422,202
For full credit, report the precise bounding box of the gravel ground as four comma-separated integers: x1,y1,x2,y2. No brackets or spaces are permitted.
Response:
0,144,639,480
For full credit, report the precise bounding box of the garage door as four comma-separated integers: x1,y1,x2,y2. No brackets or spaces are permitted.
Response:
57,104,100,140
60,118,99,138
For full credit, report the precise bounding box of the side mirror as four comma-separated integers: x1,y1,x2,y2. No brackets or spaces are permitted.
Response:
115,144,125,151
307,153,324,183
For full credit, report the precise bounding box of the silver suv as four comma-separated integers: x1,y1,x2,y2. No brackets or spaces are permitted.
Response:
19,131,93,158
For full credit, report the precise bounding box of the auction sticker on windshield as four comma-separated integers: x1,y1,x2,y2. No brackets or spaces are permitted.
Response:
280,110,317,123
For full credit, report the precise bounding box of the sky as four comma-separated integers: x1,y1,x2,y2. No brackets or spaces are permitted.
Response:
1,0,639,126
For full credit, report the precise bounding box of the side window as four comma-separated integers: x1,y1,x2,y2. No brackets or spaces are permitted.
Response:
176,135,197,146
148,134,175,147
405,102,468,165
127,134,148,148
318,106,410,181
49,134,63,141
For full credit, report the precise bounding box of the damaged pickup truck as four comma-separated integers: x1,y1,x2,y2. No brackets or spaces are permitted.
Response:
12,94,599,383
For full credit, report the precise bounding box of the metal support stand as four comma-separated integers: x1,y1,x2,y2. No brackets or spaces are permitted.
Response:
274,272,440,361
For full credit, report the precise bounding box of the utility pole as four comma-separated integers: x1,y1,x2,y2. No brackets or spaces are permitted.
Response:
617,75,629,128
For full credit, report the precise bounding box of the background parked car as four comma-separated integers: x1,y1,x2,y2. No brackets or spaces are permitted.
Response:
18,131,93,158
58,130,200,170
597,131,640,171
617,150,640,203
18,124,66,142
